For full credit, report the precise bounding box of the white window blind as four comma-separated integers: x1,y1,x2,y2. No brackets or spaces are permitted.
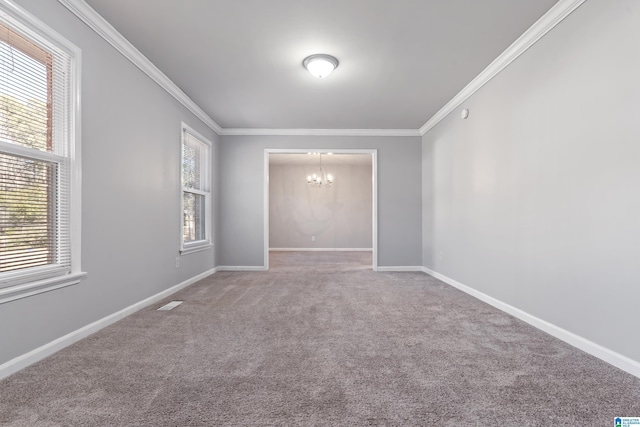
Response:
181,125,211,253
0,18,74,288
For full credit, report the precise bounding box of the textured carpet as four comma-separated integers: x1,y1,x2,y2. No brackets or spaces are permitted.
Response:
269,250,373,272
1,252,639,426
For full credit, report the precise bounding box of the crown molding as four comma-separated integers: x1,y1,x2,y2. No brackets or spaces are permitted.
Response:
219,128,421,137
58,0,585,139
56,0,418,139
57,0,223,134
419,0,587,136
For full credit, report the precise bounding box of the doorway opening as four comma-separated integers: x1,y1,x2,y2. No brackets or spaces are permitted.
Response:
264,149,378,271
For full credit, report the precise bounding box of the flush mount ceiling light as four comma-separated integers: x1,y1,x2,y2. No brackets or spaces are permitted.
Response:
303,54,339,78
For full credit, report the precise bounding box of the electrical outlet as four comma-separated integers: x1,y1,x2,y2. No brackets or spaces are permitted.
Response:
311,235,315,241
438,251,443,261
175,257,180,268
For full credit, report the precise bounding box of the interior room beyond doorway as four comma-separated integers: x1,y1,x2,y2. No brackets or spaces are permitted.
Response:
266,150,377,270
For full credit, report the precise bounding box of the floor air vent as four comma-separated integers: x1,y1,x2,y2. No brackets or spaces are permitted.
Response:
157,301,184,311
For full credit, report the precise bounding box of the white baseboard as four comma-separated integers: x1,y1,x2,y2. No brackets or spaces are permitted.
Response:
0,267,218,381
269,248,373,252
216,266,268,272
421,267,640,379
376,266,424,272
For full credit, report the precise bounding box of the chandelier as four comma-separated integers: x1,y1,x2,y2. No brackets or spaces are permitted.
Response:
306,153,333,187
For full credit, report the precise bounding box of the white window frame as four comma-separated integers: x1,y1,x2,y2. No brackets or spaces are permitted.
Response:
0,0,84,304
180,123,212,254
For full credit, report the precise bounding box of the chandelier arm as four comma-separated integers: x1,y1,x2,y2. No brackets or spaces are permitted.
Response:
306,153,333,187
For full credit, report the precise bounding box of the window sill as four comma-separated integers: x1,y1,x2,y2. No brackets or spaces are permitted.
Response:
0,272,87,305
180,243,213,255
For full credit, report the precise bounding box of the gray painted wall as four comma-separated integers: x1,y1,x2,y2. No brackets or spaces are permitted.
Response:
269,162,372,249
423,0,640,363
0,0,219,366
220,135,422,267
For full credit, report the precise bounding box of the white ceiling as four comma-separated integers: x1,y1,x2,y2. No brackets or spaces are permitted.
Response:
84,0,558,130
270,153,371,166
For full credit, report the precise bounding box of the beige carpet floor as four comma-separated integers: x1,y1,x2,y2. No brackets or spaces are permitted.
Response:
1,251,639,426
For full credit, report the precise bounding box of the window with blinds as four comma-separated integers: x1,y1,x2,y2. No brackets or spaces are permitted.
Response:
0,17,75,289
181,125,211,253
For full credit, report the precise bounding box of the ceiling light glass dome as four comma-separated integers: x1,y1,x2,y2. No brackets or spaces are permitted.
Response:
303,54,339,78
